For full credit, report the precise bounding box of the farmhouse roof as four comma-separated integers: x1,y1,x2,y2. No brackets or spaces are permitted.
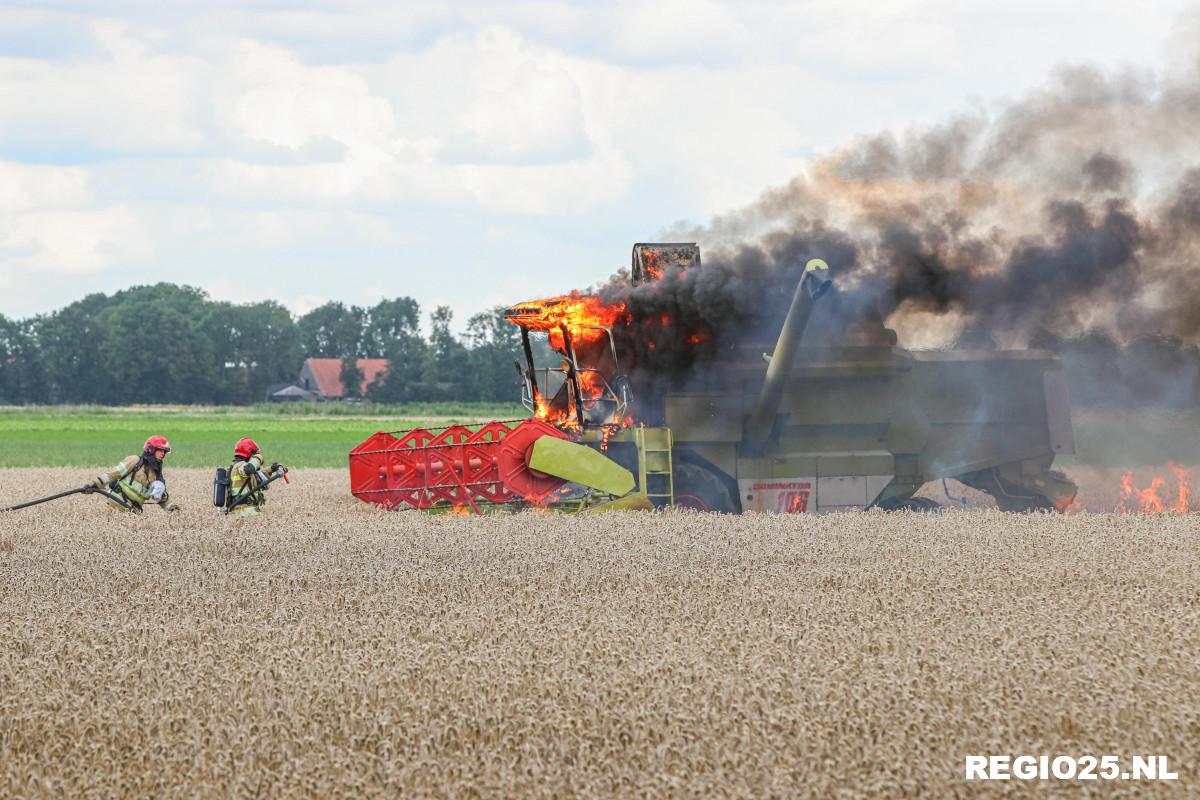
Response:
301,358,388,398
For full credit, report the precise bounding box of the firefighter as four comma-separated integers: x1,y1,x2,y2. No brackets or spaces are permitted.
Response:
94,435,179,513
226,437,283,516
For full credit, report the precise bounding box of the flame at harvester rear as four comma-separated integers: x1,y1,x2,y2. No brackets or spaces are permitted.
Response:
1115,462,1191,513
349,242,1079,514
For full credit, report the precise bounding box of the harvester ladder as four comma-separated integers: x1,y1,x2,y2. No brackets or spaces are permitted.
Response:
634,426,674,507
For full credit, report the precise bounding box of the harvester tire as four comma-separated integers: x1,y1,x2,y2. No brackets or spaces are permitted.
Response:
993,494,1055,513
878,496,943,512
958,466,1074,512
673,462,737,513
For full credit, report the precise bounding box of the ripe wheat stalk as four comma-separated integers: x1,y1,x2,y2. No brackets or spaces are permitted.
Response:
0,467,1196,798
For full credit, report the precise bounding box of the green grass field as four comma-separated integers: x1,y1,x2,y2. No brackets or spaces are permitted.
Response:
0,404,526,469
0,404,1196,470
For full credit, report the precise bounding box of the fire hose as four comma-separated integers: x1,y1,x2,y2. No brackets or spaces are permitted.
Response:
0,483,134,513
225,466,289,513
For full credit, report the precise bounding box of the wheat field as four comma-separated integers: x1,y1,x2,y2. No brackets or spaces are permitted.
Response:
0,467,1197,798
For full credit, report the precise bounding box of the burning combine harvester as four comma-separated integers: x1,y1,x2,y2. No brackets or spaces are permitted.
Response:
350,244,1078,513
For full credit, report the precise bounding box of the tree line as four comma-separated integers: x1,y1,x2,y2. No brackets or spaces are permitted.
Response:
3,281,1198,408
0,283,527,405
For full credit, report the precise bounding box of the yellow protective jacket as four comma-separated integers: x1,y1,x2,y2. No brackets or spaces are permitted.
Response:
228,454,269,516
96,455,178,512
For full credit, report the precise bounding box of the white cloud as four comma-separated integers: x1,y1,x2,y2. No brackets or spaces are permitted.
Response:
0,161,93,213
457,148,633,214
205,276,328,316
0,207,149,276
611,0,752,62
282,293,333,316
228,5,455,42
0,19,204,153
787,18,962,76
0,161,148,281
215,157,394,202
209,29,621,212
456,52,590,162
0,0,1194,322
229,41,395,152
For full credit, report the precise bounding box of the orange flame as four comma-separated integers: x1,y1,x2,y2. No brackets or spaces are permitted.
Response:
507,289,708,437
641,250,665,281
533,391,581,432
1170,461,1191,512
1115,461,1191,513
577,370,608,400
1057,493,1084,514
505,293,626,351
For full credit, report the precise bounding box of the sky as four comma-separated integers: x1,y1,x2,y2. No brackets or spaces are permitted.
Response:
0,0,1194,329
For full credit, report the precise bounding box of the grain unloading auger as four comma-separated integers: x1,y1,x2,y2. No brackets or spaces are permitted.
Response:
350,245,1078,514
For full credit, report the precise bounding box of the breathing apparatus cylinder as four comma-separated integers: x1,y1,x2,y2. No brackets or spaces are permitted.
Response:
213,467,229,508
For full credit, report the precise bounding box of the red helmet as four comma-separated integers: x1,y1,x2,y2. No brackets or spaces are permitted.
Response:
234,437,260,458
144,435,171,454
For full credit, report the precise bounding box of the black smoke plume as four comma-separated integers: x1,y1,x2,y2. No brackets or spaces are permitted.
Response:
591,28,1200,410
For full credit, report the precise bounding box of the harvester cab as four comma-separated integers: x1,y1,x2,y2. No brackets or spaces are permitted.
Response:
506,241,703,431
504,304,630,432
